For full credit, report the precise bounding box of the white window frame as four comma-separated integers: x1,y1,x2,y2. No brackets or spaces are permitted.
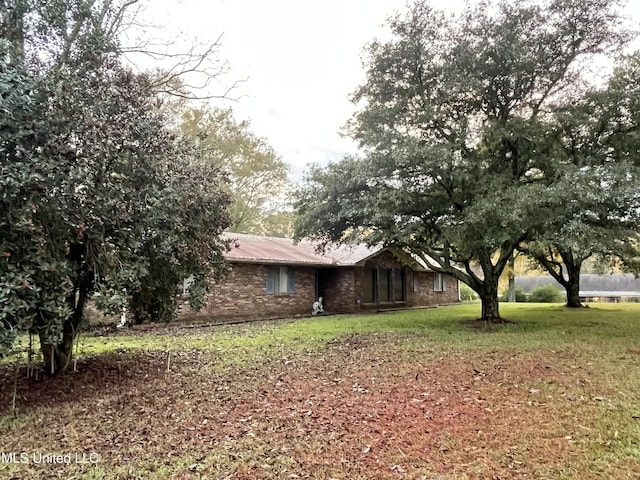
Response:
266,266,295,294
181,275,195,296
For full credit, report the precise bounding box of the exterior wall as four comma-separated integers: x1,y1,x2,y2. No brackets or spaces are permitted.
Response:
354,251,460,311
178,255,459,324
412,271,459,306
179,263,316,323
359,251,409,311
319,267,359,313
365,250,403,270
353,267,363,311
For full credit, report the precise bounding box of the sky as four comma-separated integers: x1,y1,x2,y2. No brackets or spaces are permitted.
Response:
128,0,639,183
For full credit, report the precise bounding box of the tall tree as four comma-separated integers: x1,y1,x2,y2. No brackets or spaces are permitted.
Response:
520,53,640,307
0,1,231,372
519,170,640,307
295,0,632,321
179,107,292,235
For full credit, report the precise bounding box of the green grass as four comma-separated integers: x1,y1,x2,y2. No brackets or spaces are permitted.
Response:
6,303,640,363
78,302,640,358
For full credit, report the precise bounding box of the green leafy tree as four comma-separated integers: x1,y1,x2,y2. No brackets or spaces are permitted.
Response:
294,0,631,321
0,1,231,372
520,53,640,307
179,107,292,235
460,284,479,302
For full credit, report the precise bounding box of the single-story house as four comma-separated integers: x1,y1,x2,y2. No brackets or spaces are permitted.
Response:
515,274,640,302
178,233,459,322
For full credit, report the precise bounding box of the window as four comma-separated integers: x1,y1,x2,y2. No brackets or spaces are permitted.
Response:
363,267,377,303
266,266,295,294
394,269,406,301
379,268,392,302
179,275,195,297
434,272,445,292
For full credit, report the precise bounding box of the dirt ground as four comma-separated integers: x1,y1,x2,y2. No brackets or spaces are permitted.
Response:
1,332,639,479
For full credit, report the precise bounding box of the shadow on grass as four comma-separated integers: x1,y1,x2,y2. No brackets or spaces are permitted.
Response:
460,317,518,332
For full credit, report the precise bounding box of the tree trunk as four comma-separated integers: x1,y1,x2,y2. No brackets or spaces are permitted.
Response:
530,245,585,308
507,251,516,302
566,280,581,308
565,262,583,308
479,275,501,321
39,319,77,375
480,294,501,321
39,283,86,374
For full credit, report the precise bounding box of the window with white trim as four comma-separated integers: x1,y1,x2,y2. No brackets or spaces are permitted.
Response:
434,272,445,292
180,275,195,296
266,266,295,294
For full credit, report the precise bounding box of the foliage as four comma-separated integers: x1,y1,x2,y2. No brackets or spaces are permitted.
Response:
459,283,479,302
178,107,292,235
500,287,527,303
529,285,564,303
0,322,16,357
0,1,231,369
519,52,640,307
295,0,633,321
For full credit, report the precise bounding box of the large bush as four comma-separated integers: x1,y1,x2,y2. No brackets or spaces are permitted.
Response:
529,285,564,303
500,287,527,302
0,3,231,372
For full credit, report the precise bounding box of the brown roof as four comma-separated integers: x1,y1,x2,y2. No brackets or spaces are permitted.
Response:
222,232,422,268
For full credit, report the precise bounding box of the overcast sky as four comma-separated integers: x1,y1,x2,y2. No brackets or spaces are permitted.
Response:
130,0,639,183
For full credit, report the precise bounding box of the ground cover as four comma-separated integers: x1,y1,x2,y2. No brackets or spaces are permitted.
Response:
1,303,639,479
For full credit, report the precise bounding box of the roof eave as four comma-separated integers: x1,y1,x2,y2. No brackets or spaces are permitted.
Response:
226,257,332,267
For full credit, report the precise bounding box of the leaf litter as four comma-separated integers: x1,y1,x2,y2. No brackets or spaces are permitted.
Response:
0,332,638,479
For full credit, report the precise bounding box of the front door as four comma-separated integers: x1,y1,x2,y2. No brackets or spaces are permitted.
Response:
315,268,334,310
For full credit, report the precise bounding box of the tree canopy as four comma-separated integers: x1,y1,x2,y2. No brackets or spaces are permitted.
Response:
178,107,293,236
0,0,231,372
518,51,640,306
294,0,639,321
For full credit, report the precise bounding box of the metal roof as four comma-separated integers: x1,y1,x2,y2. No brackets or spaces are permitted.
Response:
223,233,327,265
222,232,428,269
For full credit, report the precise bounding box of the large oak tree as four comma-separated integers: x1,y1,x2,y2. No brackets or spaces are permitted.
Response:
294,0,634,321
519,53,640,307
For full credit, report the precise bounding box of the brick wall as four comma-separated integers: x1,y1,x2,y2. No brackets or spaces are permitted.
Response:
320,267,359,313
359,251,411,311
178,258,459,323
412,271,459,306
179,263,316,322
365,250,404,269
349,251,460,310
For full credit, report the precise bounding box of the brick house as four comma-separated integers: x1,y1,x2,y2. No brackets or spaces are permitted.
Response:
178,233,459,323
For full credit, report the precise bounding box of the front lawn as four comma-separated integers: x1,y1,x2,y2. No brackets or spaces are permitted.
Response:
1,303,639,479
